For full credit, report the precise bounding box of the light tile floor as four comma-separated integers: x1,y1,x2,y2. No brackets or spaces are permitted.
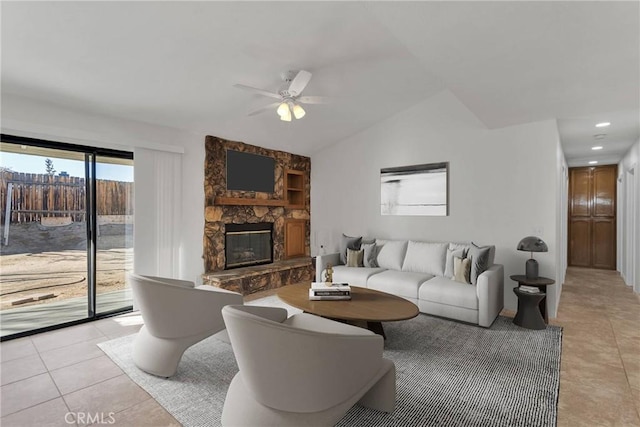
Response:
554,267,640,426
1,267,638,426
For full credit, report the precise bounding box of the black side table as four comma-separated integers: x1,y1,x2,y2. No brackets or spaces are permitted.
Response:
509,275,555,323
512,288,547,330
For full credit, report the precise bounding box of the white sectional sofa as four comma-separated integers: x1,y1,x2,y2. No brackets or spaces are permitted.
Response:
315,239,504,328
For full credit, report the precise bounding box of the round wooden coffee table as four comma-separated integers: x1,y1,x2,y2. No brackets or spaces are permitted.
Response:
277,283,419,338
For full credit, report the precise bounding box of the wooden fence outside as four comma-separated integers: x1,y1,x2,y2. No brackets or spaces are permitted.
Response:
0,172,133,224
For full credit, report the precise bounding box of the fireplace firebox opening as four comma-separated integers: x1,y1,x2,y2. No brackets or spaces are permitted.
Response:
225,223,273,269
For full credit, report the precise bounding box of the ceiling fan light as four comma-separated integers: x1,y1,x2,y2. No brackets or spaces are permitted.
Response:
280,109,292,122
292,104,306,119
277,102,290,117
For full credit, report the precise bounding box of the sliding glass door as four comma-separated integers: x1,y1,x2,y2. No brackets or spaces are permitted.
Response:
95,155,134,314
0,136,133,339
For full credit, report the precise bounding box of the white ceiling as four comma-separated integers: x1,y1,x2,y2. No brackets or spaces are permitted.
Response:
2,2,638,163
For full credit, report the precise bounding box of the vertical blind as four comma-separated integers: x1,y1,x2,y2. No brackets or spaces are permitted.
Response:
133,147,182,278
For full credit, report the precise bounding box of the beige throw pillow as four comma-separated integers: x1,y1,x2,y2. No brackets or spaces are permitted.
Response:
453,256,471,284
340,234,362,265
445,248,468,278
346,248,364,267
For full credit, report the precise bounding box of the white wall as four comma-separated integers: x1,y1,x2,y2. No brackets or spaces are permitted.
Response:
555,140,569,315
311,90,561,315
618,138,640,292
1,93,206,282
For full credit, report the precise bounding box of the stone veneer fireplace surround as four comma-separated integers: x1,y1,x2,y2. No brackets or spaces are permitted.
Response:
202,136,313,294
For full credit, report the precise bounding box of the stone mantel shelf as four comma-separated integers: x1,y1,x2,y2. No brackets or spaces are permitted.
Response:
214,196,287,207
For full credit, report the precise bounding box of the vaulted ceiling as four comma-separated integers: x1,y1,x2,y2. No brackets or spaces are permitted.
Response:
2,2,638,164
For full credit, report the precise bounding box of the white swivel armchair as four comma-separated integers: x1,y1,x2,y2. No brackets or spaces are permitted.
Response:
130,274,243,377
221,305,396,426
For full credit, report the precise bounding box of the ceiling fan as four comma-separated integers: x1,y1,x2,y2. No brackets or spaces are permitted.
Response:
234,70,328,121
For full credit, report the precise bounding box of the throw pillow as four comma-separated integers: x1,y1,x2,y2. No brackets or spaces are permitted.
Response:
444,247,468,278
468,242,492,285
376,240,408,270
361,242,378,268
346,248,364,267
340,234,362,264
401,241,448,276
453,256,471,284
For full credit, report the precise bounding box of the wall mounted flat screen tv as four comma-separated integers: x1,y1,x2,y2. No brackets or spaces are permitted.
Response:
226,149,275,193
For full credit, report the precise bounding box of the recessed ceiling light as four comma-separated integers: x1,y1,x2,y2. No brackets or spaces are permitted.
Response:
594,134,606,139
595,122,610,128
589,161,598,165
592,146,603,150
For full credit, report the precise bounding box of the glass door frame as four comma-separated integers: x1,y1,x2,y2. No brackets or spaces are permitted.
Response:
1,134,134,341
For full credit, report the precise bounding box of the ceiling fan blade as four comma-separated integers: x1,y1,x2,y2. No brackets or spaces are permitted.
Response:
233,84,281,100
298,96,330,105
287,70,312,96
247,102,280,116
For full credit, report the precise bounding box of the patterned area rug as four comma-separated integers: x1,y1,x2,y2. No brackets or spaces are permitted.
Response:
99,297,562,427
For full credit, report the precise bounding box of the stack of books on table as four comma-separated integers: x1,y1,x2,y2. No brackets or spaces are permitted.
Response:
519,285,542,294
309,282,351,301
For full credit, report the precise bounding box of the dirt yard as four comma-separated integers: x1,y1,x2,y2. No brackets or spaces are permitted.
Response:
0,221,132,310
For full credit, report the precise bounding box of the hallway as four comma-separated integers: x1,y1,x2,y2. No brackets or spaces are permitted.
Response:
555,267,640,425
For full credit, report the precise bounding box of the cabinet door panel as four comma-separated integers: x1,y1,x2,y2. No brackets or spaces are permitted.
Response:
592,219,615,269
570,168,591,217
569,219,591,267
284,220,306,259
593,166,616,217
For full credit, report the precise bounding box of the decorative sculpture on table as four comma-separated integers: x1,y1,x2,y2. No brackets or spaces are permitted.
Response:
324,263,333,283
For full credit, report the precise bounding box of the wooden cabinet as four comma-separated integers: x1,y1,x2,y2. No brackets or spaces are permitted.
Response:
284,169,305,209
284,219,306,259
568,165,617,269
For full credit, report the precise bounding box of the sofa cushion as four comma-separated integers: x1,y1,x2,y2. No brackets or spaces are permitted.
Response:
367,270,433,300
332,266,385,288
376,240,408,270
418,276,478,310
401,241,447,276
361,242,378,268
340,234,362,264
468,242,493,285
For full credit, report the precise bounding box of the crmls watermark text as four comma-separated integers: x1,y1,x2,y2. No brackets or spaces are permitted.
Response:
65,412,115,424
